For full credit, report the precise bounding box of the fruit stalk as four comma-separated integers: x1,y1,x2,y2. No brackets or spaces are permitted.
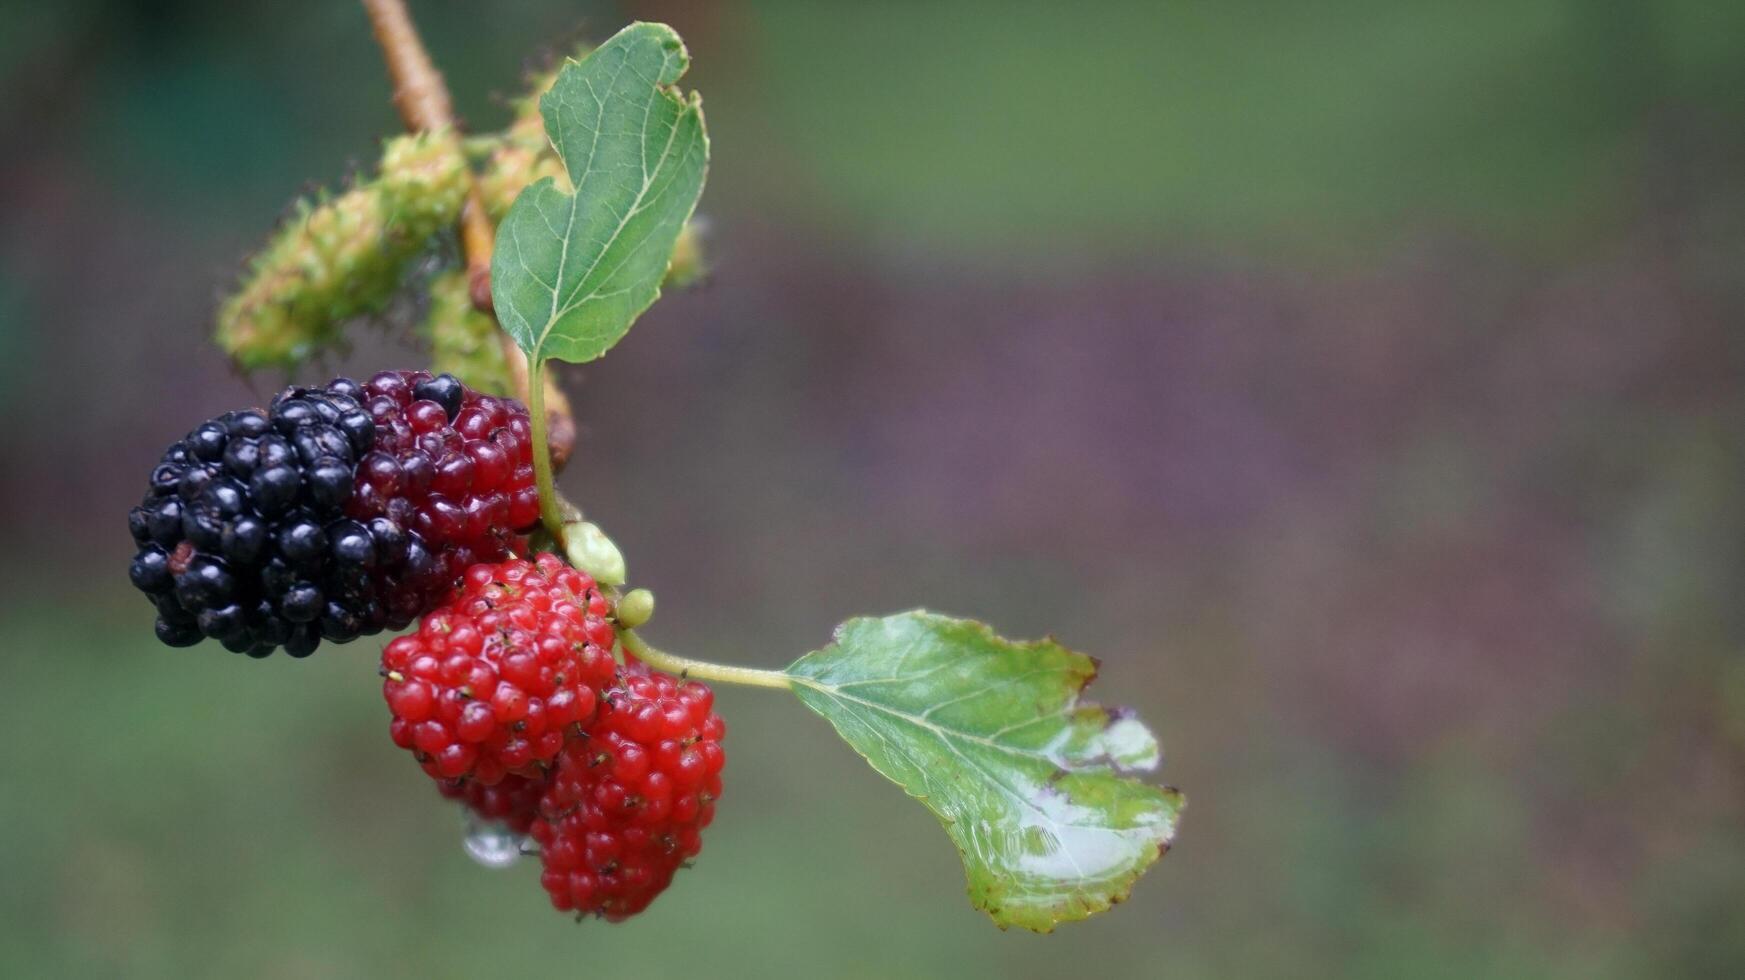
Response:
621,630,793,691
525,351,566,544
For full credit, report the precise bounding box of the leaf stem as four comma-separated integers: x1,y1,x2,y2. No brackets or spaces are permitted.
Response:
621,630,792,690
526,351,568,545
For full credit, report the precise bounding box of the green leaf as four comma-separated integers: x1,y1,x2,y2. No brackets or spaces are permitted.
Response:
786,612,1183,931
491,22,708,365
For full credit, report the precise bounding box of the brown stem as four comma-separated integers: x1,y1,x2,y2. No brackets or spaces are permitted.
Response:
361,0,574,468
360,0,452,132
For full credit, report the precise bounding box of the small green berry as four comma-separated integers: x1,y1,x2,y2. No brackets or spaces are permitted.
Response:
617,589,655,628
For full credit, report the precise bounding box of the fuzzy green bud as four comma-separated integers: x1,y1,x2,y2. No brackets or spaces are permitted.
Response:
419,268,513,395
665,221,705,288
215,131,468,369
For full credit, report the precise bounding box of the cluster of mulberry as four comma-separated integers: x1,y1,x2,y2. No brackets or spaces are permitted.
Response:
387,555,724,919
131,385,722,920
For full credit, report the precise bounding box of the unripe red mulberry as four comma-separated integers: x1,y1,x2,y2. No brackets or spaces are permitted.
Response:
382,554,618,783
532,662,725,920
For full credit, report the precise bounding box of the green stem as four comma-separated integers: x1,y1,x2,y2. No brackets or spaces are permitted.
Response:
525,352,567,545
621,629,792,690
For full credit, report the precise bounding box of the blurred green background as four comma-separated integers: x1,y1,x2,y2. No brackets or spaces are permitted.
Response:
3,0,1744,976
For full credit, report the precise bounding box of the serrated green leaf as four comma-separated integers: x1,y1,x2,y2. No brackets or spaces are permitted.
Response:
786,612,1183,931
491,22,708,366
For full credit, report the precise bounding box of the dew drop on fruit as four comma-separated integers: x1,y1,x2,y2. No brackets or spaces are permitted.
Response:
462,814,529,869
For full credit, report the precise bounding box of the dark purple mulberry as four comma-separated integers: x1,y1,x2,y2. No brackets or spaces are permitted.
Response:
128,371,541,656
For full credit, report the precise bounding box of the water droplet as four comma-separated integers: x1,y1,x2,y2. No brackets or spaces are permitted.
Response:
462,814,530,869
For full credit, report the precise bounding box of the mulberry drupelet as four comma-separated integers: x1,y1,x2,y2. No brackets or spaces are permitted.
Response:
439,771,551,836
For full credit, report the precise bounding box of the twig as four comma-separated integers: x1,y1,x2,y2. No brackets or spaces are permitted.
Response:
361,0,575,466
360,0,452,133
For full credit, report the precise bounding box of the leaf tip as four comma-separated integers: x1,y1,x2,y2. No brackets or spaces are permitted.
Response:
623,20,692,80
